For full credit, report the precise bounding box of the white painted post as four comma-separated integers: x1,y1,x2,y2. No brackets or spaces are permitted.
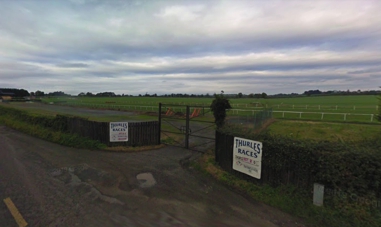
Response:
321,113,324,120
371,114,374,122
313,183,324,206
282,112,285,118
344,114,347,121
299,112,302,118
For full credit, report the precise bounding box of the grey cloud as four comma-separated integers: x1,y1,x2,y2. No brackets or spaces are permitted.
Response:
56,63,89,68
0,0,380,95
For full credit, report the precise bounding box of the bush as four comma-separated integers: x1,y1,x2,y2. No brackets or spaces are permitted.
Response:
210,92,232,127
216,124,381,199
0,105,105,149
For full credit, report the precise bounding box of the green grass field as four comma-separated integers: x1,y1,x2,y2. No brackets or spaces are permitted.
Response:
267,120,381,142
41,95,379,123
3,94,380,142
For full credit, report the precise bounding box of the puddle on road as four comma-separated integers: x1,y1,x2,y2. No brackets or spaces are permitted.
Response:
136,173,156,188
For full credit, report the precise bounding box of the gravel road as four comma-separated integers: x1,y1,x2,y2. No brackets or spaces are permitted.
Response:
0,126,307,227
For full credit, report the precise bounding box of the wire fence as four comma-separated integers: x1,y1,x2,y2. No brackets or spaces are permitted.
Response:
226,109,273,129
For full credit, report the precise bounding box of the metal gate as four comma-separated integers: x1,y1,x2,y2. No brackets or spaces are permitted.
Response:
158,103,215,152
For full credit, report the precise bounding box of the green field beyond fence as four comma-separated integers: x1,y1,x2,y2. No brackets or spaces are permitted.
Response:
41,95,379,123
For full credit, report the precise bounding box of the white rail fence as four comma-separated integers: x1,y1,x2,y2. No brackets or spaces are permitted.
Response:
61,102,212,113
230,104,378,111
230,109,375,122
57,102,376,122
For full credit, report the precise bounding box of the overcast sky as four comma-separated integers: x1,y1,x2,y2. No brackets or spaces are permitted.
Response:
0,0,380,95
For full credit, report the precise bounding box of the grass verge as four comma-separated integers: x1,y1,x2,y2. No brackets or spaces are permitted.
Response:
192,153,381,227
105,144,165,152
0,116,107,150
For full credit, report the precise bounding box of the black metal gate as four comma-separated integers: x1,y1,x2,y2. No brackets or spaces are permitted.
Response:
158,103,215,152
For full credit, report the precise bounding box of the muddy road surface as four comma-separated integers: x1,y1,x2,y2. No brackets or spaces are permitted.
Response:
0,126,306,227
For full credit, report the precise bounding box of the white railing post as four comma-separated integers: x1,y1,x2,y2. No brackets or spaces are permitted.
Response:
371,114,374,122
282,112,285,118
299,112,302,118
321,113,324,120
344,114,347,121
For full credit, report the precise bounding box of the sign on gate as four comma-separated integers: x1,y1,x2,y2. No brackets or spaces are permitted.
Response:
110,122,128,142
233,137,262,179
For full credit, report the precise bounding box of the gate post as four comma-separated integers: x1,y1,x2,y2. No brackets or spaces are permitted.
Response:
185,105,190,149
158,103,162,144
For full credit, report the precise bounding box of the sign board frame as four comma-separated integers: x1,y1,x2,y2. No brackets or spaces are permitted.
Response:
232,137,263,179
110,122,128,142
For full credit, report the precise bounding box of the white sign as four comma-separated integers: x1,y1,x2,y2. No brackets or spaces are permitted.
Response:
233,137,262,179
110,122,128,142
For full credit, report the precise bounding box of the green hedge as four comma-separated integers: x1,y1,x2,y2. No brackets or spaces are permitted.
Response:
0,105,84,132
0,105,105,149
218,124,381,199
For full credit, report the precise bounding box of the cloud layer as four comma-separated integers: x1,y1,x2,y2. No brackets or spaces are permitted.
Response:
0,0,380,95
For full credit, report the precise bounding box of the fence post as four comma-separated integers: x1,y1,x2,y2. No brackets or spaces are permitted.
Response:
282,112,285,118
344,114,347,121
371,114,374,122
321,113,324,120
158,103,162,144
299,112,302,118
185,106,190,149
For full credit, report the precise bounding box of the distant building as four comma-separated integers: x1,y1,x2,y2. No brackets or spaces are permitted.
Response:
0,90,14,103
0,96,12,103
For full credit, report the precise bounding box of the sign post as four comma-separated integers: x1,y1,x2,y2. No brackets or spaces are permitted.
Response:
110,122,128,142
232,137,262,179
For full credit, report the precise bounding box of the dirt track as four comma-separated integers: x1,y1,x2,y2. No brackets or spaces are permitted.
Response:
0,126,308,227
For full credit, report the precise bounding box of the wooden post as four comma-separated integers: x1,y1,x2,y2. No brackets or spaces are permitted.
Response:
185,106,190,149
158,103,162,145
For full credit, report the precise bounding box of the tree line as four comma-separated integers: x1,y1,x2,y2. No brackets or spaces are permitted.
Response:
0,88,29,97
